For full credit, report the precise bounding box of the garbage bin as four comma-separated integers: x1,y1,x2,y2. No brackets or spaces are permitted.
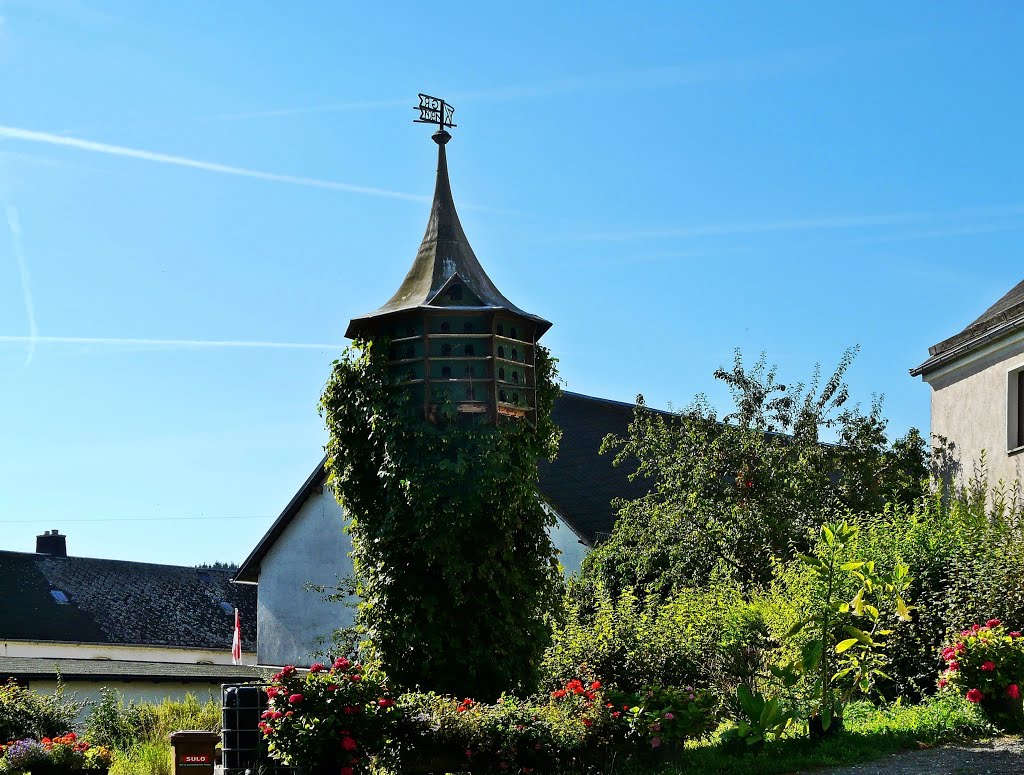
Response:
170,730,220,775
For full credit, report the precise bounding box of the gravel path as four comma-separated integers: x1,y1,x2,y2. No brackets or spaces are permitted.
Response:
793,736,1024,775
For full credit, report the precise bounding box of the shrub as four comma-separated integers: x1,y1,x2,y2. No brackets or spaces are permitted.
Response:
939,620,1024,707
261,659,399,772
0,733,113,774
848,474,1024,700
83,688,158,751
544,581,770,696
0,680,82,743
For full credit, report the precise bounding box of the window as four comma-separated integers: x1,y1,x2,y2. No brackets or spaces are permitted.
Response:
441,366,452,378
496,323,504,335
465,344,475,357
1011,366,1024,451
497,346,505,359
440,321,451,332
441,343,452,356
498,368,505,381
510,327,517,339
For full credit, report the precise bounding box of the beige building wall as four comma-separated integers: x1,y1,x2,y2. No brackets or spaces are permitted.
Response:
25,680,224,721
1,640,255,665
924,328,1024,491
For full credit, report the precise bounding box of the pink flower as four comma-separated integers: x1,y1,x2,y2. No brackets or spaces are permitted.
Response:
1011,632,1022,638
938,678,948,689
333,657,351,671
967,688,983,703
650,736,662,748
288,694,304,704
987,619,1001,628
281,665,297,677
948,661,959,671
265,687,279,698
664,712,675,720
350,674,362,682
982,661,997,672
1008,684,1021,699
650,722,662,732
309,662,326,673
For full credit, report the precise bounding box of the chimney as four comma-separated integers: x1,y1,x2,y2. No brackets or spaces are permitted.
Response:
35,530,67,558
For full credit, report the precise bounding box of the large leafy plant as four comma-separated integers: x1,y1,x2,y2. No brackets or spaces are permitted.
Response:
786,521,913,736
320,340,563,699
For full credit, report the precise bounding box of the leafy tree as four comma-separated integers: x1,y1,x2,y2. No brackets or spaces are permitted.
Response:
582,348,928,595
320,340,563,700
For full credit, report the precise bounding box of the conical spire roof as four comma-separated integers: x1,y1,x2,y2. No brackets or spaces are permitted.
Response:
346,131,551,339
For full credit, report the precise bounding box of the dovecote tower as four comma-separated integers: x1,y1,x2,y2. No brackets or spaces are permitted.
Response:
345,101,551,423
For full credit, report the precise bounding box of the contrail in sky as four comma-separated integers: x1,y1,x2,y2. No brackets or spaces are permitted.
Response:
0,125,428,202
5,204,38,366
0,335,342,350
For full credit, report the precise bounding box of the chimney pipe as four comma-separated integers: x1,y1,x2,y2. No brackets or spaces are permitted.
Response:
36,530,67,558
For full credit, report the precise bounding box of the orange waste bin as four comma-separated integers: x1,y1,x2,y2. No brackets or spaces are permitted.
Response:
170,730,219,775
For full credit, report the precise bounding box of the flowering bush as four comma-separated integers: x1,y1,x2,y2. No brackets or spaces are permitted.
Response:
0,733,112,773
261,659,400,773
939,620,1024,716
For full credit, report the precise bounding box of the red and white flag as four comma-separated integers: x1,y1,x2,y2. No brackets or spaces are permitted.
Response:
232,608,242,665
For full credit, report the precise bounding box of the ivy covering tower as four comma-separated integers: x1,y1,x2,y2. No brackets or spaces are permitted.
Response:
321,95,562,699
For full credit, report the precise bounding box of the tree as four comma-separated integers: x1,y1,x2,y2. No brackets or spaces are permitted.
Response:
580,348,928,596
319,340,563,700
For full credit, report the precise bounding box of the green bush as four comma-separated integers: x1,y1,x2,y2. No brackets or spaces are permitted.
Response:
847,474,1024,700
83,688,158,751
543,580,770,695
0,680,82,742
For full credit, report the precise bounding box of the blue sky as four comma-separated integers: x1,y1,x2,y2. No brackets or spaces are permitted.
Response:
1,1,1021,565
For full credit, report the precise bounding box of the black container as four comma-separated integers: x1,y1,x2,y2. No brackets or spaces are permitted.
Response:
221,684,295,775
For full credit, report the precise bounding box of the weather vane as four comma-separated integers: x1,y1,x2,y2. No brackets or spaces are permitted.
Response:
413,93,456,132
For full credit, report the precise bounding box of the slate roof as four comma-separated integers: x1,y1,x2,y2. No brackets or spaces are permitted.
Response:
234,391,653,583
911,276,1024,377
0,551,256,650
345,131,551,339
0,656,264,682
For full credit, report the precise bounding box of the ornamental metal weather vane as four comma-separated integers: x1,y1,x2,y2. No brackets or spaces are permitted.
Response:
413,93,456,132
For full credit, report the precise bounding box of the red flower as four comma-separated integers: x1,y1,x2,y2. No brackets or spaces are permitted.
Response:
341,769,353,775
551,689,567,699
341,736,358,752
309,662,326,673
1011,632,1022,638
327,685,339,692
285,711,294,717
378,697,395,707
281,665,297,676
948,661,959,671
1008,684,1021,699
333,657,351,671
938,678,948,689
967,688,983,703
987,619,1002,628
266,687,279,698
288,694,304,704
611,711,621,719
590,680,602,690
982,661,997,672
350,674,362,682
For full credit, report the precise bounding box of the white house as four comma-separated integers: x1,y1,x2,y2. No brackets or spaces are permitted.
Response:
911,276,1024,490
0,531,263,712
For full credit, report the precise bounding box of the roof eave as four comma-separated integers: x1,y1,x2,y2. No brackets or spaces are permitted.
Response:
910,311,1024,377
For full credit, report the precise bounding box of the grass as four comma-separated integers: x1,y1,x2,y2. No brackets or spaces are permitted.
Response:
102,693,220,775
632,695,998,775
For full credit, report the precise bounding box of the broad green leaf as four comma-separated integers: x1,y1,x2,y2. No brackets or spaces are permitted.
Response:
840,561,865,571
835,638,859,653
843,626,874,646
802,639,824,673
